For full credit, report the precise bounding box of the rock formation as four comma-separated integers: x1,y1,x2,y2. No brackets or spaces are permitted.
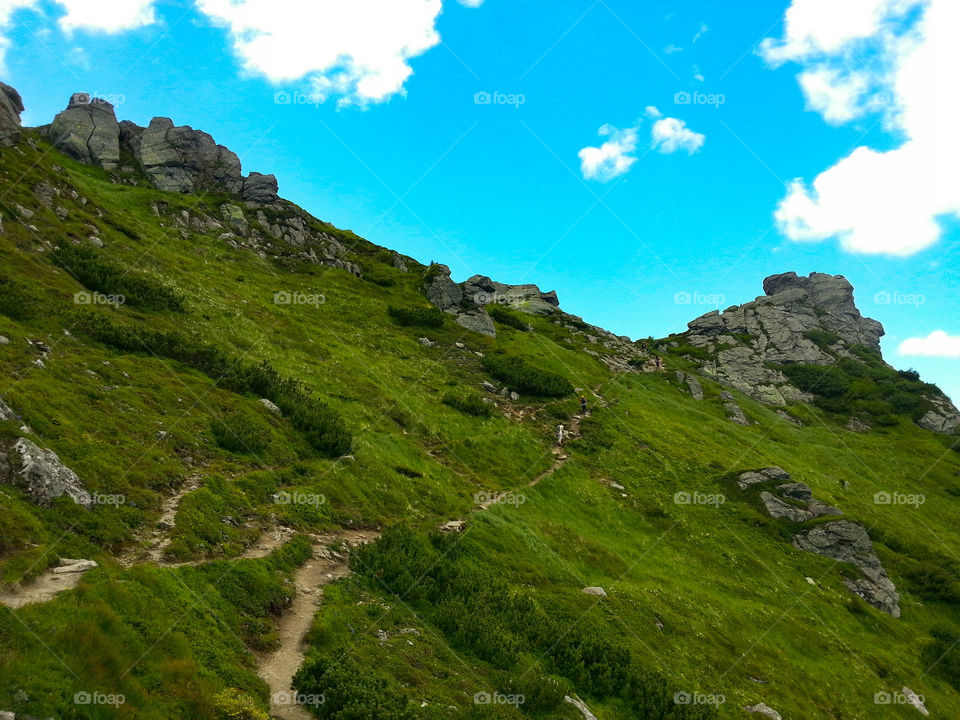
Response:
0,82,24,147
1,438,91,508
47,93,121,169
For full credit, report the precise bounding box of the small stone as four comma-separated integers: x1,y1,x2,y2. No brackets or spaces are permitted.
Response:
0,336,8,344
582,586,607,597
418,337,435,347
744,703,782,719
260,398,282,415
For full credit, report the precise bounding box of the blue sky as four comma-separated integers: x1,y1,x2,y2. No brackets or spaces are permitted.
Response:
2,0,958,401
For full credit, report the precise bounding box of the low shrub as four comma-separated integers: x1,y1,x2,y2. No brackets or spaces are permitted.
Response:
482,353,572,398
387,305,444,328
442,390,493,417
488,305,529,331
211,412,268,454
293,653,415,720
51,243,184,311
0,274,44,319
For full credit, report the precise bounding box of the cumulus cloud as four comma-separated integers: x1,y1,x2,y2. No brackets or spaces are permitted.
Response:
457,0,484,6
196,0,444,106
578,124,639,182
650,114,704,154
56,0,155,33
762,0,960,256
899,331,960,358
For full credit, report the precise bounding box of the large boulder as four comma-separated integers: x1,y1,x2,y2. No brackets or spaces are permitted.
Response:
456,310,496,337
424,265,464,313
916,393,960,435
462,274,560,316
242,172,279,203
0,82,24,147
793,520,900,617
47,93,121,169
1,438,91,508
124,116,244,194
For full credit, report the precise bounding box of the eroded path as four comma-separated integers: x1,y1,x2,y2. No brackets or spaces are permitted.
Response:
259,530,378,720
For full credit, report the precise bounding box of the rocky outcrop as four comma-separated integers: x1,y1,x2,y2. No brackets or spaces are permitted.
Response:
917,394,960,434
794,520,900,617
456,310,496,337
0,82,24,147
1,438,91,508
676,371,703,400
739,467,897,616
424,265,464,313
242,172,280,203
47,93,121,169
686,272,883,406
463,275,560,316
124,116,244,194
721,391,751,425
0,396,16,422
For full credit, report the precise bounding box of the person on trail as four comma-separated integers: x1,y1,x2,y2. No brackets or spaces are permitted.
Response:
655,355,663,371
580,395,588,415
641,341,648,354
556,424,564,446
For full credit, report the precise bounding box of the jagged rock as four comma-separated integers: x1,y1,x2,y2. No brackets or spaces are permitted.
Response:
439,520,465,533
424,265,463,312
901,687,929,716
793,520,900,617
917,393,960,435
737,466,790,490
0,82,23,147
846,416,870,432
676,371,704,400
564,695,598,720
760,491,813,522
1,438,91,508
462,274,560,315
242,172,279,203
124,116,244,194
47,93,120,169
456,311,496,338
807,499,843,518
582,586,607,597
722,391,751,425
418,337,435,347
392,253,410,271
220,203,248,231
0,397,15,421
744,703,782,719
52,559,97,574
687,273,883,405
777,481,812,501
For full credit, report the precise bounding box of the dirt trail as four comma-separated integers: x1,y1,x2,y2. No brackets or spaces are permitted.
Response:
0,562,92,609
259,530,378,720
119,474,202,567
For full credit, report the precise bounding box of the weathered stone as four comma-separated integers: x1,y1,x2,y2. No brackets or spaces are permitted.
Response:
242,172,279,203
916,394,960,435
260,399,282,415
48,93,120,169
582,586,607,597
760,491,814,522
794,520,900,617
0,82,24,147
1,438,91,508
418,337,435,347
0,397,15,421
456,311,496,337
901,687,929,716
424,265,464,313
744,703,782,719
737,466,790,490
52,559,97,574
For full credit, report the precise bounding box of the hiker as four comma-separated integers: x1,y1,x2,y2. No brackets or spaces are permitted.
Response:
580,395,588,415
556,424,564,446
641,341,648,353
655,355,663,371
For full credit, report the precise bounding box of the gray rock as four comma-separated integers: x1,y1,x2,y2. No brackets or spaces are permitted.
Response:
0,397,15,421
676,371,704,400
456,310,496,337
582,586,607,597
260,399,282,415
418,337,435,347
917,393,960,434
777,482,812,501
392,253,409,271
901,687,929,716
0,335,8,344
52,559,97,574
794,520,900,617
425,265,464,313
846,416,870,432
724,397,751,425
564,695,599,720
760,491,814,522
463,274,560,316
124,116,244,194
242,172,279,203
744,703,782,719
737,466,790,490
48,93,120,169
0,82,24,147
807,499,843,518
2,438,91,508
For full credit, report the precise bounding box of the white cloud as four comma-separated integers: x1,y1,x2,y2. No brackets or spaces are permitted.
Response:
457,0,484,5
578,124,639,182
693,22,708,43
650,115,704,154
196,0,444,106
664,43,682,54
56,0,155,33
644,106,662,118
763,0,960,256
899,331,960,358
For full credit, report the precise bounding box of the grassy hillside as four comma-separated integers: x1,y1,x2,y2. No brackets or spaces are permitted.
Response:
1,131,959,720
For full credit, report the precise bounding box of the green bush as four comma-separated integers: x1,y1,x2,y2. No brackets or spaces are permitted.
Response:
482,353,573,398
387,305,444,328
665,344,713,361
803,329,841,353
293,653,415,720
211,412,268,454
0,274,45,319
488,305,529,331
443,390,493,417
51,243,184,311
213,689,270,720
781,364,851,398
